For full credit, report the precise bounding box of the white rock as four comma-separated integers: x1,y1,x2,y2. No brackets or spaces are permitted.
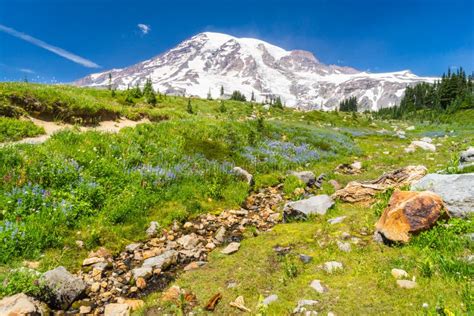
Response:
391,268,408,279
323,261,343,273
310,280,328,293
104,303,130,316
396,280,417,289
262,294,278,306
221,242,240,255
132,267,152,280
327,216,346,224
336,241,351,252
0,293,45,315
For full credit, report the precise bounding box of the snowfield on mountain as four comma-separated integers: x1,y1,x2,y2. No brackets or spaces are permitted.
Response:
75,32,436,111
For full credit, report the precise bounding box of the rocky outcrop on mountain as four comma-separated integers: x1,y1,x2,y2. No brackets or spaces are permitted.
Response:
75,32,435,111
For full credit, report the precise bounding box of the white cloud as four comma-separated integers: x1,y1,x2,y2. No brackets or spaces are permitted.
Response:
137,24,151,35
19,68,35,74
0,24,100,68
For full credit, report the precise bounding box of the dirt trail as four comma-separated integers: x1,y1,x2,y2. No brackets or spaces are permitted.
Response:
1,117,150,146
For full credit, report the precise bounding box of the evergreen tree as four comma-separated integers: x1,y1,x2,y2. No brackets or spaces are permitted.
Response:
219,100,227,113
339,96,358,112
251,91,256,102
220,85,224,97
207,88,212,100
130,83,142,98
143,78,156,105
230,90,247,101
272,96,283,109
186,98,194,114
108,73,112,91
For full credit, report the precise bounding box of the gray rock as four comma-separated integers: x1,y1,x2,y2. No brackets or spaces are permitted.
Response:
290,171,316,186
283,195,334,221
40,266,87,310
0,293,45,315
125,243,141,252
293,299,319,314
177,233,199,249
214,226,226,244
104,303,130,316
221,242,240,255
146,221,160,237
327,216,346,224
131,267,153,280
142,250,178,269
460,147,474,163
323,261,343,273
336,241,351,252
310,280,328,293
262,294,278,306
232,167,254,186
411,173,474,217
299,254,313,264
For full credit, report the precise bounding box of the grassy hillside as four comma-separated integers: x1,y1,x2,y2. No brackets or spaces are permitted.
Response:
0,83,473,314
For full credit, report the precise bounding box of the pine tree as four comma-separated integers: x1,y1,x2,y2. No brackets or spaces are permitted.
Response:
230,90,247,101
251,91,256,102
187,98,194,114
108,73,112,91
207,88,212,100
272,96,283,109
143,78,156,105
219,100,227,113
220,85,224,97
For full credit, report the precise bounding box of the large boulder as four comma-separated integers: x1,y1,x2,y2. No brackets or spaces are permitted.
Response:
40,266,86,310
411,173,474,217
333,165,427,203
0,293,46,315
375,190,448,243
283,195,334,221
142,250,178,269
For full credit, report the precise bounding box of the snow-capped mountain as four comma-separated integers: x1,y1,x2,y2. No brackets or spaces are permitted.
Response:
74,32,436,111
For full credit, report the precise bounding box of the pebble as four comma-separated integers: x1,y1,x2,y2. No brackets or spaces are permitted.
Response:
391,268,408,279
323,261,343,273
221,242,240,255
336,241,351,252
310,280,328,293
299,254,313,264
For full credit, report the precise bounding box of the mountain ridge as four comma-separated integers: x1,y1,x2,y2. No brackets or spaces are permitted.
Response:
74,32,436,111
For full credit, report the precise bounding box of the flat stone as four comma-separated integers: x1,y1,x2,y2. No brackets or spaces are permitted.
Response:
283,195,334,221
310,280,328,293
132,267,152,280
79,305,92,314
391,268,409,279
221,242,240,255
323,261,343,273
40,266,87,310
293,299,319,314
290,171,316,186
183,261,207,271
146,221,160,237
177,233,199,249
0,293,45,315
299,254,313,264
214,226,226,244
262,294,278,306
142,250,178,269
327,216,346,224
104,303,130,316
411,173,474,217
397,280,417,289
125,243,141,252
82,257,104,266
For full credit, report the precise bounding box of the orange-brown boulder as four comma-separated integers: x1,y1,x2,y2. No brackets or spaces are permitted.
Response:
375,190,448,243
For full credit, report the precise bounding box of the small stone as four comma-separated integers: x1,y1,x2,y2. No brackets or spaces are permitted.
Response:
327,216,346,224
136,277,146,290
391,268,408,279
183,261,207,271
328,179,341,190
422,303,429,308
76,240,84,248
177,233,199,249
117,298,144,311
397,280,417,289
167,235,175,241
310,280,328,293
340,232,351,240
162,285,181,302
23,260,40,269
293,299,319,314
104,303,130,316
214,226,226,244
299,254,313,264
221,242,240,255
336,241,351,252
262,294,278,306
79,305,92,314
82,257,104,266
323,261,343,273
205,242,216,250
132,267,152,280
153,268,162,275
90,282,100,293
146,221,160,237
183,222,193,229
125,243,141,252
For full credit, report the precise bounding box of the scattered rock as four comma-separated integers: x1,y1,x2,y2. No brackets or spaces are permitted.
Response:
177,233,199,249
336,241,351,252
273,245,292,255
23,260,40,270
214,226,226,244
411,173,474,217
232,167,254,186
333,165,427,203
290,171,316,186
162,286,182,302
293,299,319,314
396,280,417,289
142,250,178,269
116,298,144,311
75,240,84,249
262,294,278,306
299,254,313,264
125,243,141,252
327,216,346,224
183,261,206,271
0,293,46,315
323,261,343,273
335,161,362,174
221,242,240,255
406,140,436,152
283,195,334,221
459,147,474,170
136,277,147,290
79,305,92,314
146,221,160,237
41,266,87,310
82,257,104,266
229,296,251,312
391,268,409,279
375,190,448,243
310,280,328,293
406,126,415,131
104,303,130,316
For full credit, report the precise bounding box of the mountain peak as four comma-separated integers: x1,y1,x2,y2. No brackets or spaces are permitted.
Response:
75,32,436,111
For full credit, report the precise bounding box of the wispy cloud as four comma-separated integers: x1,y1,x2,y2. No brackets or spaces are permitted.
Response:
137,24,151,35
0,24,100,68
19,68,35,74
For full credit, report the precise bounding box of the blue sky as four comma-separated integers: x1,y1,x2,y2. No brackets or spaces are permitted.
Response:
0,0,473,83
